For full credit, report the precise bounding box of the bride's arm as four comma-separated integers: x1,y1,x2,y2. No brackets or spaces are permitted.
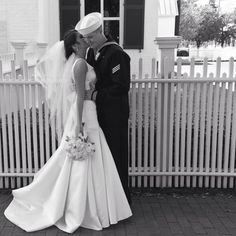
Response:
73,59,87,134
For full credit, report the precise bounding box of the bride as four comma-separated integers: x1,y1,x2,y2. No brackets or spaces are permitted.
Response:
4,29,132,234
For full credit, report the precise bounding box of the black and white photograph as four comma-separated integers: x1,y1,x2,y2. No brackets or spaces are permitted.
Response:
2,0,236,235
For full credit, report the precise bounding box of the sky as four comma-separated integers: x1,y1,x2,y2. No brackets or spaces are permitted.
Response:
196,0,236,13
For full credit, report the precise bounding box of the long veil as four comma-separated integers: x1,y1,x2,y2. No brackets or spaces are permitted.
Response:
35,41,77,135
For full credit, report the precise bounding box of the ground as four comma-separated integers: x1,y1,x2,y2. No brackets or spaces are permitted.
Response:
1,188,236,236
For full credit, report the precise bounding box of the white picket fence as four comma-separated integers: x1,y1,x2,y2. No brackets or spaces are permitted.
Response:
1,58,236,189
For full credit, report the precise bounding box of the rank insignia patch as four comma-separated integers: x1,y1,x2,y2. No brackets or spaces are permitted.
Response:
112,64,120,74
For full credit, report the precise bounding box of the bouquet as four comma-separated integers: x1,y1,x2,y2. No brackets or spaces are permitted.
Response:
64,133,95,161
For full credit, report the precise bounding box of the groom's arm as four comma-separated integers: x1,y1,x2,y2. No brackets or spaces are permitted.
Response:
95,50,130,104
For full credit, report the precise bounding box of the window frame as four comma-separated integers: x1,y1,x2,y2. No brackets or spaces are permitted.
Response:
80,0,124,46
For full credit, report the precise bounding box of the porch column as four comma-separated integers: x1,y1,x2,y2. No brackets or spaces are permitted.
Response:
48,0,60,45
37,0,48,44
154,36,181,77
11,41,27,67
37,0,60,46
154,37,181,181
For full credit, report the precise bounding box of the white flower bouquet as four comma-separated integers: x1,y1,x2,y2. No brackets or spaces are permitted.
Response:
64,133,95,161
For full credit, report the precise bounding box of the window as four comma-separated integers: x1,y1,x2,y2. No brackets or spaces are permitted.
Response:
59,0,145,49
84,0,121,44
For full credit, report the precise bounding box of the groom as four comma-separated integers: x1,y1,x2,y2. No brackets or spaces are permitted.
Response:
75,12,131,203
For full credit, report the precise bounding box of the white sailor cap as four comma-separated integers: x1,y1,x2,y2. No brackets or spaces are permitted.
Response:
75,12,102,36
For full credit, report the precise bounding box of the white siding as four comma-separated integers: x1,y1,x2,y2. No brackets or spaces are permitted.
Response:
0,0,38,51
0,21,8,53
0,0,7,52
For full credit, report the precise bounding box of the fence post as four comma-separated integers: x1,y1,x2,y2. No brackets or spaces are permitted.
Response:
11,41,27,68
154,38,180,186
154,36,181,77
36,42,48,61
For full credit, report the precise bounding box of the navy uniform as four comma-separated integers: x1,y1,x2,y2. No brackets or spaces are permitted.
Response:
87,37,131,202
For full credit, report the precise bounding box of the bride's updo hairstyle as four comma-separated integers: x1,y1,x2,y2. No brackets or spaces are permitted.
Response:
63,29,78,59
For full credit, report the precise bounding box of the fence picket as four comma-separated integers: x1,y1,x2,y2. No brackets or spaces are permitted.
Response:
205,74,214,187
130,77,136,187
23,61,33,184
137,58,143,186
211,83,220,188
11,61,21,187
0,61,4,188
149,60,156,187
37,85,45,168
6,73,16,188
155,74,162,187
174,81,181,187
229,84,236,187
190,58,195,77
210,58,221,187
223,80,233,188
168,74,175,187
199,80,207,187
187,58,195,187
18,74,27,186
162,81,168,187
225,58,234,187
192,75,201,187
31,82,39,174
217,76,227,188
180,75,188,187
1,75,10,188
44,95,50,161
137,80,143,187
186,80,194,187
198,58,208,187
143,74,149,187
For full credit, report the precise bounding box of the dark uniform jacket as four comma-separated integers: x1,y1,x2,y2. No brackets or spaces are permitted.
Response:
86,36,131,202
86,36,130,115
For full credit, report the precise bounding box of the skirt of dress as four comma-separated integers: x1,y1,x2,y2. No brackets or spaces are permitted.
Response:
4,100,132,234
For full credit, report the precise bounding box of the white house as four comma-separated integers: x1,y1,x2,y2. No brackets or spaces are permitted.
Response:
0,0,180,75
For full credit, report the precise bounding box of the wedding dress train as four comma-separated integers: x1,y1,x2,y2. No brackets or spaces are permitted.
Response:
4,61,132,233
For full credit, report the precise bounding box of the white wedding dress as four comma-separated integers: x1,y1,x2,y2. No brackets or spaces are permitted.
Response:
4,60,132,234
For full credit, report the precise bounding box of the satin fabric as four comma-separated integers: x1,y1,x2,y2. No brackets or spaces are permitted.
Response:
4,62,132,234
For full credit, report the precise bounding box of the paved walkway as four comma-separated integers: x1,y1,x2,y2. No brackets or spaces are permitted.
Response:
1,188,236,236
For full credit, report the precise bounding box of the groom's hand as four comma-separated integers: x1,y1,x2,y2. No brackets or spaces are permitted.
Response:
84,89,93,100
89,80,96,90
84,89,97,101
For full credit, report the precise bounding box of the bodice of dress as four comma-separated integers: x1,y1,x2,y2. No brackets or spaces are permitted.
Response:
71,59,96,91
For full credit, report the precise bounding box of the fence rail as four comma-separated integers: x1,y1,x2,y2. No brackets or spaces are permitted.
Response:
0,52,15,63
1,58,236,189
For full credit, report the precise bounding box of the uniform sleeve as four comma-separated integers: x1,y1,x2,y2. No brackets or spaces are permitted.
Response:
96,50,130,104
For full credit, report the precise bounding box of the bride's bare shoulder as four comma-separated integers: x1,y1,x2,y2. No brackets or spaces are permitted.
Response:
73,58,88,73
74,58,87,66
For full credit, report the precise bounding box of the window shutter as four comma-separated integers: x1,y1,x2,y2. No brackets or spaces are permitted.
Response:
59,0,80,39
175,0,181,36
123,0,145,49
